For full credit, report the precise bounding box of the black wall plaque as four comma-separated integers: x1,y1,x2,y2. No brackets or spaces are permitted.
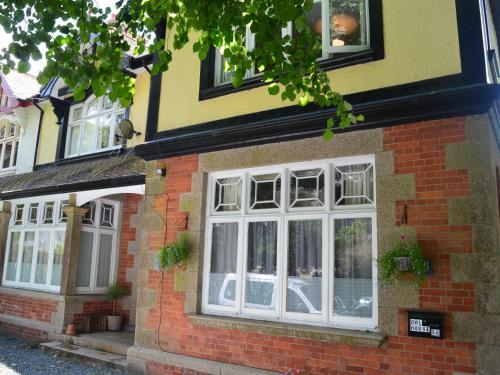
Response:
408,311,444,339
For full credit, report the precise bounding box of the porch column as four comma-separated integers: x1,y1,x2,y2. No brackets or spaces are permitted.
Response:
59,196,88,296
0,201,11,282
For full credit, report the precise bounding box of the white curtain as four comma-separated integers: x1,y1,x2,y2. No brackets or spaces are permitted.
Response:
34,231,50,284
77,231,94,288
20,232,35,283
5,232,20,281
96,233,113,288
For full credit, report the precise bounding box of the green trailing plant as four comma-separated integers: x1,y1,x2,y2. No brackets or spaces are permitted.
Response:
106,283,128,316
377,240,427,286
159,241,189,270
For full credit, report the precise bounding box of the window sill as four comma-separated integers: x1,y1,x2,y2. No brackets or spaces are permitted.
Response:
188,314,386,348
199,49,381,101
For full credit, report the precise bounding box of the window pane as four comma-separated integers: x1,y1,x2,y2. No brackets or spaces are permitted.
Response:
20,232,35,283
8,124,15,138
330,0,368,47
287,220,322,314
5,232,20,281
34,231,50,284
214,177,242,212
96,233,113,288
0,126,6,140
114,112,126,146
12,141,18,167
81,118,97,154
50,231,66,286
97,113,112,150
103,96,113,111
100,204,115,227
59,201,69,223
334,218,373,318
335,163,374,205
215,52,235,85
208,222,239,306
72,107,83,122
290,168,325,208
43,202,54,224
245,221,277,310
86,98,99,116
250,173,281,210
293,0,323,58
28,203,38,224
68,125,81,155
13,205,24,225
82,202,96,225
77,231,94,288
2,141,12,168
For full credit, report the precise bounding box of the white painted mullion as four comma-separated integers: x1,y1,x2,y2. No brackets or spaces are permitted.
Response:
45,230,55,289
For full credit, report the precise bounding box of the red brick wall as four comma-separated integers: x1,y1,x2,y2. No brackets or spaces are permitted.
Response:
143,120,477,374
0,293,59,323
0,321,48,341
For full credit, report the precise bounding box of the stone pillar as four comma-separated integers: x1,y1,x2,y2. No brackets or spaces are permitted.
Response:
0,201,11,283
59,196,88,296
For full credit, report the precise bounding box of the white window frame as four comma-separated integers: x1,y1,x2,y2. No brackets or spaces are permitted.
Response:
2,194,68,293
65,95,127,158
0,121,21,173
202,155,377,330
76,198,121,294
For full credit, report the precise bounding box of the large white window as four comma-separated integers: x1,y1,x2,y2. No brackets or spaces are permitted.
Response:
0,122,20,172
214,0,370,85
202,156,377,330
76,199,120,294
2,196,67,292
66,95,127,158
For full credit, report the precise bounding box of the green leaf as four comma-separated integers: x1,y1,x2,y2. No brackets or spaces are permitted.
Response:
323,130,334,141
357,114,365,122
326,118,334,129
299,96,309,107
17,60,30,73
268,83,279,95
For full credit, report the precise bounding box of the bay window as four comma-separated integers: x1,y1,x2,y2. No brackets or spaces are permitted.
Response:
2,197,67,292
202,156,377,329
66,95,127,158
76,199,120,294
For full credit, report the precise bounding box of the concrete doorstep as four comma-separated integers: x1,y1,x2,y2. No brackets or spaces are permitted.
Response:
40,341,128,371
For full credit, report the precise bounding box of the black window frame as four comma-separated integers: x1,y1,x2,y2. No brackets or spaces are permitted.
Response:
199,0,383,101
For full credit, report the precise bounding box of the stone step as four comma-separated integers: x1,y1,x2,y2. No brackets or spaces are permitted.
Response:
40,341,127,371
47,331,134,356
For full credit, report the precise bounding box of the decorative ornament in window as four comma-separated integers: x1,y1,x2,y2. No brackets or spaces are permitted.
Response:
334,163,374,205
66,95,127,158
82,202,96,225
28,203,38,224
290,168,325,208
250,173,281,210
214,177,242,212
13,204,24,225
100,204,115,227
43,202,55,224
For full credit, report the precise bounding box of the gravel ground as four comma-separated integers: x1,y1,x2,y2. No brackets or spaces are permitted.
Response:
0,335,127,375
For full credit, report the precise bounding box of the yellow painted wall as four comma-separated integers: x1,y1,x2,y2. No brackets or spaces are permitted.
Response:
157,0,462,132
36,72,150,165
36,103,58,165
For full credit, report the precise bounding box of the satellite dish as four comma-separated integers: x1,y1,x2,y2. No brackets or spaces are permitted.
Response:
117,119,140,140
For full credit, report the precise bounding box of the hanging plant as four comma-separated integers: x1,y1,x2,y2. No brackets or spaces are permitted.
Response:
158,241,189,271
377,240,427,286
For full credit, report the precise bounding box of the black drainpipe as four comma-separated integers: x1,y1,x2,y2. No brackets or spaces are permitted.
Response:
32,99,45,171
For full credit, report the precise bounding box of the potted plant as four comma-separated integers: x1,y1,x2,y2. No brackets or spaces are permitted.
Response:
158,240,189,270
105,283,128,331
378,239,427,286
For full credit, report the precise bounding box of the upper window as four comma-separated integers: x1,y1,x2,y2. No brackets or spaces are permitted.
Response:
0,122,20,172
202,156,377,330
210,0,376,90
76,199,120,294
2,197,67,292
66,95,127,158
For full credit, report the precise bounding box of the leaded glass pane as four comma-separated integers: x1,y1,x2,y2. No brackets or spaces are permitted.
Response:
43,202,54,224
214,177,242,212
250,173,280,210
335,163,374,206
290,168,325,208
100,204,114,227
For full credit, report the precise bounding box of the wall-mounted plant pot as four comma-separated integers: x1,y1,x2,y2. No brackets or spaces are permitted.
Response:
395,257,412,272
107,315,123,331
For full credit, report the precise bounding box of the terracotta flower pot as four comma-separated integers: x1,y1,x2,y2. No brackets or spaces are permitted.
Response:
107,315,123,331
66,323,76,336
